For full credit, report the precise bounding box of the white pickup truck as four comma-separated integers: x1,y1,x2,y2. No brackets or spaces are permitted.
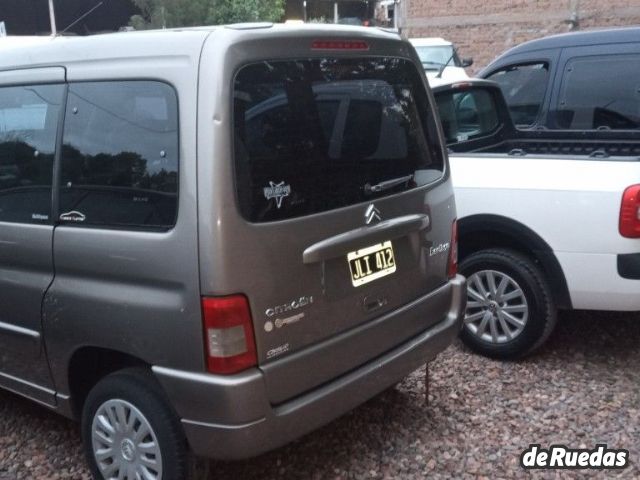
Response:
433,80,640,358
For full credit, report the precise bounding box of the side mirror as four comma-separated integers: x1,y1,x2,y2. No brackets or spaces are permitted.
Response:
461,58,474,68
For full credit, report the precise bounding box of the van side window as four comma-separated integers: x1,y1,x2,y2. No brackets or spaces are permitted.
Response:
486,62,548,127
60,81,178,229
553,54,640,130
0,84,63,224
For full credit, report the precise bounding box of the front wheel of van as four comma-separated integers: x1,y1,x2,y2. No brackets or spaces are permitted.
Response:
459,249,557,359
81,368,189,480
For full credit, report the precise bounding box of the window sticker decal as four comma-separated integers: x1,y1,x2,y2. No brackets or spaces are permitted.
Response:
263,181,291,209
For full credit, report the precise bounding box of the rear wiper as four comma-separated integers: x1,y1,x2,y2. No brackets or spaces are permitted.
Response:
364,175,413,195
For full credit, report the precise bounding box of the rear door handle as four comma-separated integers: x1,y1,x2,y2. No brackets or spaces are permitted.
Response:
302,213,430,264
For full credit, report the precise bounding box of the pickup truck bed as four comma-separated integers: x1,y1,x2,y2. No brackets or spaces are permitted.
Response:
472,138,640,158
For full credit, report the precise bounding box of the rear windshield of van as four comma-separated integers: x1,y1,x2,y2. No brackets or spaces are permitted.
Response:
233,57,444,222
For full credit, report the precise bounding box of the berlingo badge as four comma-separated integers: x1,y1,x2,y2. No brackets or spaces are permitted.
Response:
263,181,291,208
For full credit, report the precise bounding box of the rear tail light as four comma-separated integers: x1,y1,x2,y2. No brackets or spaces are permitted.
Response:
311,40,369,51
448,219,458,278
620,185,640,238
201,295,257,375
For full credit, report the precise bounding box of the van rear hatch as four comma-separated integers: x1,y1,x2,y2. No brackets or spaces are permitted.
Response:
199,28,455,403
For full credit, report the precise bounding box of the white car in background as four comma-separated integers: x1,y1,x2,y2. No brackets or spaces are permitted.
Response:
409,37,473,87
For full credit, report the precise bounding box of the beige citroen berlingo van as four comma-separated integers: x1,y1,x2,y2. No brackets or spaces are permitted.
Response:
0,24,465,479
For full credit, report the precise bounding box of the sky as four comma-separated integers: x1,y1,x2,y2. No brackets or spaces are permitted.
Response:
0,0,138,36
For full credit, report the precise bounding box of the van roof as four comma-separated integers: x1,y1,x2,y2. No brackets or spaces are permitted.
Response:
0,36,59,50
497,26,640,57
0,23,401,72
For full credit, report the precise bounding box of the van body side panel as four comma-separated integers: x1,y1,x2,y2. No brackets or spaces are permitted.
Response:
0,69,67,405
42,36,208,397
0,223,56,403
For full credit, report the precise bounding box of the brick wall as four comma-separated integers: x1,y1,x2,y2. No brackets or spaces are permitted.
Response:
401,0,640,73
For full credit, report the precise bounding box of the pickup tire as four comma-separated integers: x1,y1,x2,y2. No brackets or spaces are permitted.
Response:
459,249,557,359
81,368,189,480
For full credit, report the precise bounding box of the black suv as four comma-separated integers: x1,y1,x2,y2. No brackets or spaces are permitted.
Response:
480,27,640,133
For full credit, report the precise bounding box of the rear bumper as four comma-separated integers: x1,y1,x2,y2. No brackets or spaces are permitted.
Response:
153,275,466,460
557,251,640,310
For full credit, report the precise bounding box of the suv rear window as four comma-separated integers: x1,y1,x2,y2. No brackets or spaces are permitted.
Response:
554,54,640,130
487,62,548,127
233,57,444,222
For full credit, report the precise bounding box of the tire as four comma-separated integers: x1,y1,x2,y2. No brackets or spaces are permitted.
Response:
81,368,189,480
459,249,557,359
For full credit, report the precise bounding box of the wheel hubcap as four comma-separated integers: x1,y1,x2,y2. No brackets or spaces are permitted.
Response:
120,439,136,462
91,399,163,480
464,269,528,344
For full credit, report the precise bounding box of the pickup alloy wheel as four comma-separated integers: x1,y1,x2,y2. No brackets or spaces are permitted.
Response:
459,249,557,359
465,269,528,344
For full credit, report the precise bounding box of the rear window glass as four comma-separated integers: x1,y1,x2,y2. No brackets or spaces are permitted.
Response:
233,57,444,223
435,88,500,144
487,62,548,127
553,54,640,130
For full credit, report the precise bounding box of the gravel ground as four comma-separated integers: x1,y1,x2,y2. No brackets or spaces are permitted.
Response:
1,310,639,479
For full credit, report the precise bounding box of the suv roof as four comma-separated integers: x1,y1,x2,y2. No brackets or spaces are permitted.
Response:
497,26,640,57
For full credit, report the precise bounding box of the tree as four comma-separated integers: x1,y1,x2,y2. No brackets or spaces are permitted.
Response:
207,0,285,25
129,0,285,29
130,0,211,29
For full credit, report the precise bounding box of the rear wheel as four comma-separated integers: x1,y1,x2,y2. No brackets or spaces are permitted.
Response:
459,249,556,359
81,368,188,480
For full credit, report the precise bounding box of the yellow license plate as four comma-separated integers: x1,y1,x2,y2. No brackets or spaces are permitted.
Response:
347,241,396,287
